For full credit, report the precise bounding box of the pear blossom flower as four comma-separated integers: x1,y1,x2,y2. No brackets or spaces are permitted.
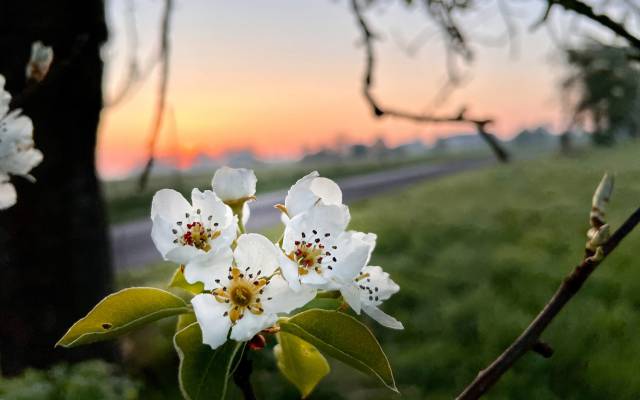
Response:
212,166,257,226
191,233,316,349
280,203,375,291
26,41,53,82
341,265,403,330
0,75,43,209
151,188,236,265
212,166,257,203
283,171,343,220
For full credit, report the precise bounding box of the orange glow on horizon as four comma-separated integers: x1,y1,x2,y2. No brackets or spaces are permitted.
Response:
98,1,564,179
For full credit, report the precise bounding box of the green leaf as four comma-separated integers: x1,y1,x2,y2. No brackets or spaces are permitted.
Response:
279,309,397,392
174,322,244,400
274,332,330,399
56,287,190,348
169,266,205,295
297,297,342,313
177,312,198,332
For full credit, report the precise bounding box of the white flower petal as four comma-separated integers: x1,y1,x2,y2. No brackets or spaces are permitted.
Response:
230,313,277,342
284,172,344,218
1,148,42,176
362,305,404,330
190,188,233,227
219,214,238,248
284,171,319,218
278,252,301,291
309,177,342,205
234,233,280,277
300,269,329,286
192,294,232,349
242,201,251,226
0,112,33,146
358,266,400,306
165,245,204,266
340,283,362,314
212,166,257,201
0,75,10,118
351,232,377,266
262,275,316,314
150,215,179,259
151,189,191,222
184,247,234,290
0,175,16,210
326,231,375,286
191,188,236,248
282,204,350,254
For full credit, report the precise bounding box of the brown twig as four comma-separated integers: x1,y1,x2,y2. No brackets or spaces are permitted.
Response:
455,206,640,400
349,0,510,163
138,0,173,190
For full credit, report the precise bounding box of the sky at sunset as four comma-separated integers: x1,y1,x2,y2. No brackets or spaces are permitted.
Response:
97,0,608,178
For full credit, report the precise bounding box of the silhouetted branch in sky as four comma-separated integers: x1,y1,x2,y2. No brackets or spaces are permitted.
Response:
105,0,141,107
138,0,173,190
350,0,510,163
541,0,640,59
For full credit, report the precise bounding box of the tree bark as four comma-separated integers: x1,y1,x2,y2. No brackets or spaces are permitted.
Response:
0,0,115,374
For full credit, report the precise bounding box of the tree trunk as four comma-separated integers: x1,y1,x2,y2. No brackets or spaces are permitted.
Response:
0,0,115,374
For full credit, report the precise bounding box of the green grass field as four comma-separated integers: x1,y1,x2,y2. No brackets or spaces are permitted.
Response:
118,143,640,399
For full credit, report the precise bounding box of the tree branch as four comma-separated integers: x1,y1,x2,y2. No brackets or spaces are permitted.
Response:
138,0,173,190
349,0,510,163
550,0,640,53
455,205,640,400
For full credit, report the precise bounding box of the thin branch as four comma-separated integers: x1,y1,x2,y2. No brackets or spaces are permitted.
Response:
497,0,520,58
138,0,173,191
550,0,640,52
105,0,140,106
455,205,640,400
104,0,165,107
349,0,510,163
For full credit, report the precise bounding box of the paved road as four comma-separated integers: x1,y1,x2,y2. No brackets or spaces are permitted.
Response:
110,158,492,270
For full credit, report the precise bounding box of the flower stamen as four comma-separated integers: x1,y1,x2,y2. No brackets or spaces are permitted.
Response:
212,267,268,323
290,230,338,275
172,213,222,252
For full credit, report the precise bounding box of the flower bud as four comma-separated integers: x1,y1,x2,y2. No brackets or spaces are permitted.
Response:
586,224,610,251
26,41,53,82
212,167,257,203
590,172,614,228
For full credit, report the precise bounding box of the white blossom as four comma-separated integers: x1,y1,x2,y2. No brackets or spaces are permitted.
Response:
212,166,257,203
280,204,375,291
0,75,43,209
283,171,343,220
191,234,315,349
341,266,403,330
151,188,236,265
212,166,257,226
